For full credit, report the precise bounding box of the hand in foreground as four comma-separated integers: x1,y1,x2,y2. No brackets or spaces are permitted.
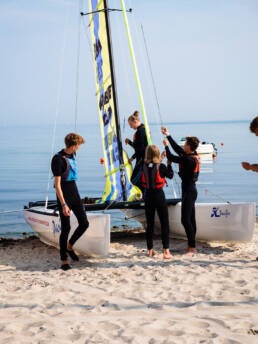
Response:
161,126,169,136
125,138,130,145
63,204,71,216
128,157,134,164
161,151,166,160
163,138,169,147
241,162,251,170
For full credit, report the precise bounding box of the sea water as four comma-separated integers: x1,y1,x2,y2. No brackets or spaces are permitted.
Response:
0,120,257,238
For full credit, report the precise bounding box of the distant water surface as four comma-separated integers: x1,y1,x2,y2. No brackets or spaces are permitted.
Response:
0,120,257,238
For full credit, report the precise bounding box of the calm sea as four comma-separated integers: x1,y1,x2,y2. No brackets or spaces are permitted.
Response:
0,120,257,238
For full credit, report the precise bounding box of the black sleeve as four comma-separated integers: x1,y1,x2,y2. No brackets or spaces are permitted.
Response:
51,155,66,177
128,140,134,148
159,163,174,179
167,135,185,156
165,146,182,164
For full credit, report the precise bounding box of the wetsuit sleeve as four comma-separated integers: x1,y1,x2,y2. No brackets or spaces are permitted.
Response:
165,146,182,164
51,155,65,177
159,163,174,179
167,135,185,156
128,140,134,148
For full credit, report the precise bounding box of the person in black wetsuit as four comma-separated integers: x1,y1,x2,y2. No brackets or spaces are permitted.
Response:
241,116,258,262
162,126,200,256
51,133,89,270
142,145,174,259
125,110,148,193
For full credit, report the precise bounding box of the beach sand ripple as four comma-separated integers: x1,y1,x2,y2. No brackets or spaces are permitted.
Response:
0,227,258,343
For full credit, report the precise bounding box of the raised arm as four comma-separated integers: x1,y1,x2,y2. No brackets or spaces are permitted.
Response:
161,126,185,156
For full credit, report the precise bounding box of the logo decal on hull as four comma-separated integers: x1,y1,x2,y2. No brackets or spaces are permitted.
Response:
211,207,230,218
52,220,61,233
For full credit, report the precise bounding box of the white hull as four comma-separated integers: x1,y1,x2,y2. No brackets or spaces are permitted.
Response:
179,141,216,155
24,208,110,256
123,202,256,242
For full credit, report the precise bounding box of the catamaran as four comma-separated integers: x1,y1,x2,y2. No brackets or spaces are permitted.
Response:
24,0,255,256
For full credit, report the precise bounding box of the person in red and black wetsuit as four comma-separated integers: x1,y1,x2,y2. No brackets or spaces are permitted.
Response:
162,126,200,256
142,145,174,259
51,133,89,270
125,110,148,192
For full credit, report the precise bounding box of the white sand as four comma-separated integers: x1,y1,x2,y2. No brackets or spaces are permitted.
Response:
0,226,258,344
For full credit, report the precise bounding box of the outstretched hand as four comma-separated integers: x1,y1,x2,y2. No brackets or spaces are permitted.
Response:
242,162,251,170
161,126,169,136
161,151,166,160
163,138,168,147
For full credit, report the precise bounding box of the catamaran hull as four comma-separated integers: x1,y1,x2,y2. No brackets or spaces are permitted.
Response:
24,208,110,256
123,202,256,242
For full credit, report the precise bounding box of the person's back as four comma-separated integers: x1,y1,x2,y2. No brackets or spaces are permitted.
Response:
142,145,173,259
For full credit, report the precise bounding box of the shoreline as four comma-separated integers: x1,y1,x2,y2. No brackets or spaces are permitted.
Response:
0,226,257,343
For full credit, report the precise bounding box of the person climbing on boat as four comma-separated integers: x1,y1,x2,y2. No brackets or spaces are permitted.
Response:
162,126,200,256
241,116,258,262
51,133,89,270
142,145,174,259
125,110,148,192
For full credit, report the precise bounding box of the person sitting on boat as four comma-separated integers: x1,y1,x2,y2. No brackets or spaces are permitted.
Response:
51,133,89,271
161,126,200,256
125,110,148,192
142,145,174,259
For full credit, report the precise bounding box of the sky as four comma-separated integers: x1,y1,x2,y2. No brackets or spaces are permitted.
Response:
0,0,258,127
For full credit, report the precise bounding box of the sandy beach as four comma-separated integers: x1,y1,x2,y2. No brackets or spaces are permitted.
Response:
0,227,258,344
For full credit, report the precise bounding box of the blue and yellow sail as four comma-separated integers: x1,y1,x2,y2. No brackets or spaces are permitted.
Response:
88,0,141,202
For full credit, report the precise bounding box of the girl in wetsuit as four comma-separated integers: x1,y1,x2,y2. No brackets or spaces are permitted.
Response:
142,145,174,259
162,126,200,256
125,110,148,193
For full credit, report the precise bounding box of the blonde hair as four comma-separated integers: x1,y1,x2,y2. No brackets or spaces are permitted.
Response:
65,133,85,148
128,110,140,123
145,145,162,164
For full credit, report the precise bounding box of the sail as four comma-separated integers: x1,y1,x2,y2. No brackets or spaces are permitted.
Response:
88,0,141,202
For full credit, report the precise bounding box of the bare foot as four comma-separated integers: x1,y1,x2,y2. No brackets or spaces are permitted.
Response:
185,247,197,256
148,249,155,257
163,249,173,259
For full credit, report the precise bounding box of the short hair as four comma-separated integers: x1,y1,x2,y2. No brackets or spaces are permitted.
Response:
186,136,199,152
64,133,85,148
250,116,258,133
128,110,140,123
145,145,162,164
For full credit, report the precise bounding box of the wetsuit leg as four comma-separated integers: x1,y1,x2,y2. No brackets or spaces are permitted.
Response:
58,201,71,261
181,187,197,248
131,161,144,193
145,192,156,250
69,199,89,246
156,190,170,249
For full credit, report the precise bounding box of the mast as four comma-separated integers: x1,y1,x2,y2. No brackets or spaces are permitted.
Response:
103,0,127,201
120,0,152,145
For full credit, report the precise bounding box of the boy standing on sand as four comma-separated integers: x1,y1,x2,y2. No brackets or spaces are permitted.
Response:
241,116,258,261
162,126,200,256
51,133,89,270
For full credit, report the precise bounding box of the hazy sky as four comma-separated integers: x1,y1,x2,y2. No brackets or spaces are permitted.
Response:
1,0,258,127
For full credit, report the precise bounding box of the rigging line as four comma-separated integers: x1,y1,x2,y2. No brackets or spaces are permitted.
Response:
199,185,231,204
45,2,70,209
74,0,83,132
141,24,163,126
